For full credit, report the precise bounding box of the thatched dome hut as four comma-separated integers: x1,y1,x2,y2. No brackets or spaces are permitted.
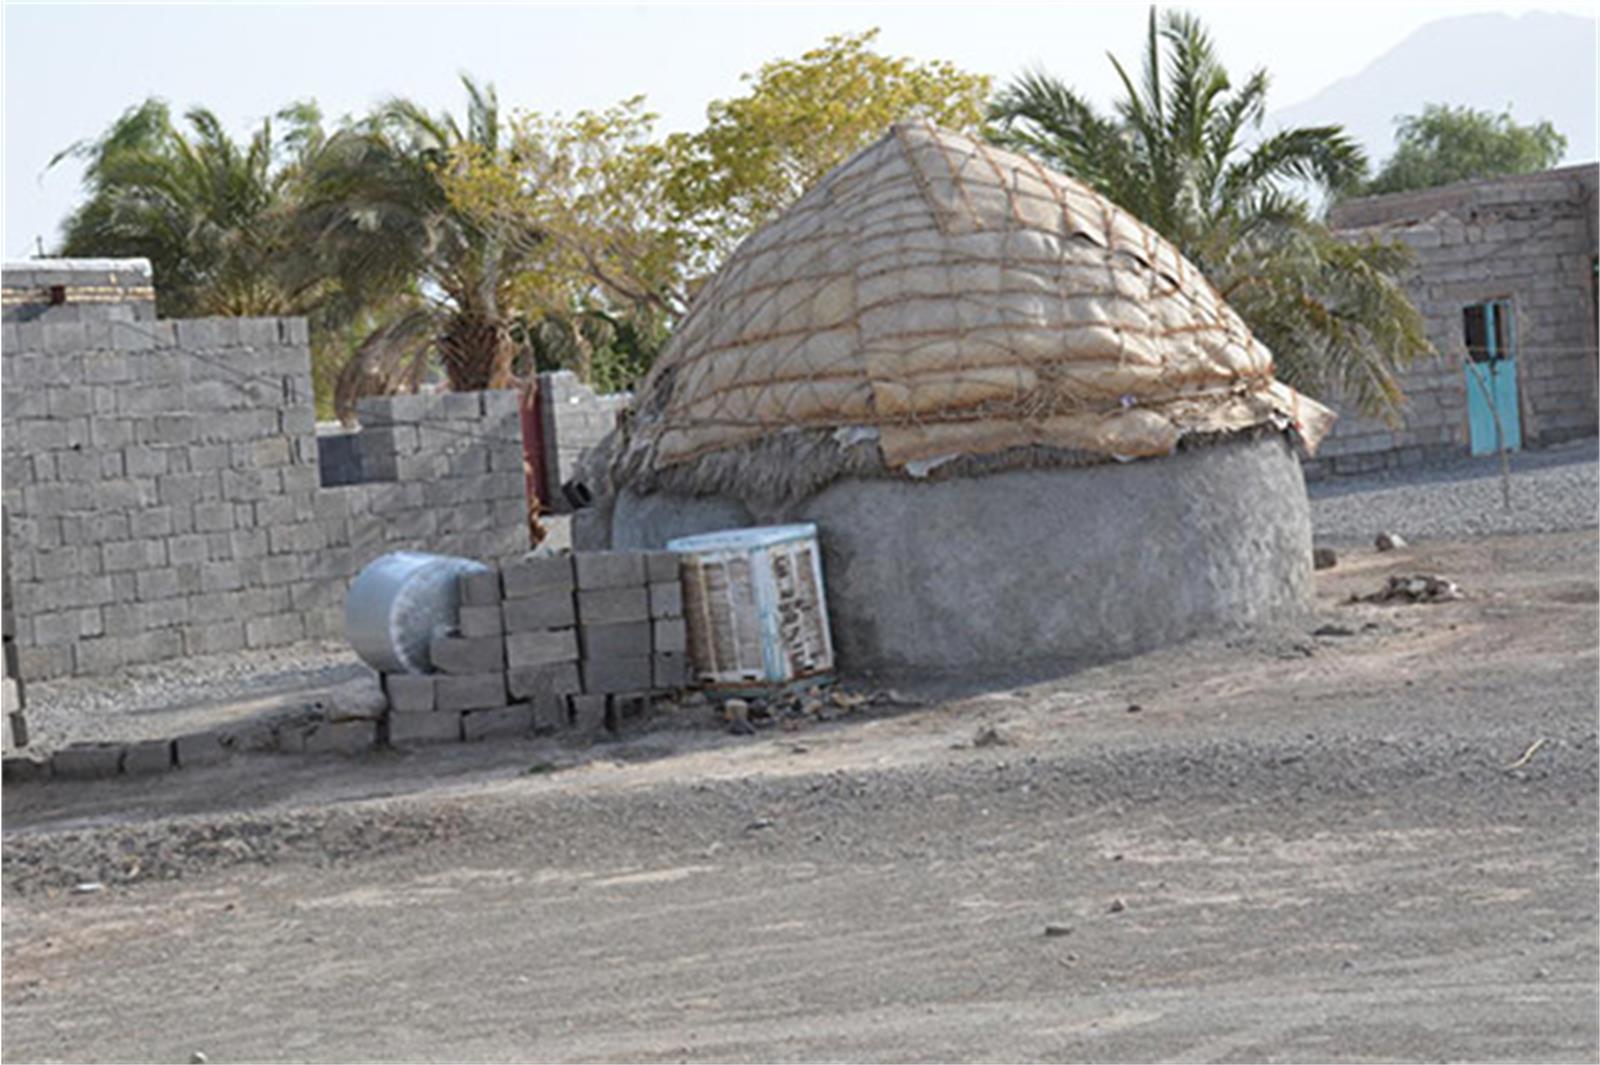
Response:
599,123,1333,678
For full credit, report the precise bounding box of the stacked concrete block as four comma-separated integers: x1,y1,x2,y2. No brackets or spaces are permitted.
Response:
0,261,534,684
576,552,653,697
501,553,582,734
375,547,698,749
646,551,692,690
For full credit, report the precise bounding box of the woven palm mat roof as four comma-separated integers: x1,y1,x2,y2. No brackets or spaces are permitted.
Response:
614,122,1332,499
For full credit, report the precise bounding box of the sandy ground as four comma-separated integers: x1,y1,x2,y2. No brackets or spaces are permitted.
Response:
2,530,1597,1063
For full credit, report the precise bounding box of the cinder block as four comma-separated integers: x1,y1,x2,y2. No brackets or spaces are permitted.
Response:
304,719,379,756
574,551,646,590
526,694,567,733
569,693,611,734
458,605,504,639
462,704,534,741
458,568,502,607
3,755,51,784
435,672,508,711
581,656,652,695
577,586,650,624
502,593,576,632
122,739,174,775
174,730,229,768
645,551,681,583
580,621,652,660
430,635,504,675
648,581,683,618
507,661,583,702
387,709,462,746
501,554,574,598
653,653,691,689
51,743,124,779
505,629,579,670
653,617,688,653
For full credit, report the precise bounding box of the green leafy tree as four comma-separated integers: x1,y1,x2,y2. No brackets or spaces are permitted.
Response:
53,99,332,319
666,29,992,265
990,9,1431,416
1365,104,1568,195
439,96,685,390
299,76,546,411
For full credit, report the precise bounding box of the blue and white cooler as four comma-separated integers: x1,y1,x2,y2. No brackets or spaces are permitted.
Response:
666,523,835,693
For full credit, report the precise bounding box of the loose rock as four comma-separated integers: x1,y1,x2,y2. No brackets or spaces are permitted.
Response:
1312,546,1338,570
1043,923,1074,937
1108,898,1127,913
973,726,1010,748
1375,531,1408,551
1358,574,1464,604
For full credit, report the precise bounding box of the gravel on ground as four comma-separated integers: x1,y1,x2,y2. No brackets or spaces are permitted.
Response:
1310,437,1597,543
2,530,1595,1063
20,642,373,752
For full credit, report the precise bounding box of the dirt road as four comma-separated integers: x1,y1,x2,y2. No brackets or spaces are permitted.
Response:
4,532,1597,1063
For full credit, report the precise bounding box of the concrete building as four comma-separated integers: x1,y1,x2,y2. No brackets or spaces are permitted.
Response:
1315,164,1599,475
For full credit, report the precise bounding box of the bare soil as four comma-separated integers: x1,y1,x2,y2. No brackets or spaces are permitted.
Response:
3,531,1597,1063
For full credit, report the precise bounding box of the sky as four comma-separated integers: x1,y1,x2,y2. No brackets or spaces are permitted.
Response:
3,1,1596,259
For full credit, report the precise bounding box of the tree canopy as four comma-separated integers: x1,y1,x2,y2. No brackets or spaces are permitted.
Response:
663,29,991,265
989,9,1430,416
1364,104,1568,196
53,99,332,320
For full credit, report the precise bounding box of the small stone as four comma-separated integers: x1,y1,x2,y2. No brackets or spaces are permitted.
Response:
1126,703,1142,714
1312,546,1338,570
973,726,1009,748
1043,923,1074,937
1375,531,1407,551
727,718,756,736
1533,967,1550,980
1313,623,1357,637
71,882,104,895
191,1053,208,1064
746,817,773,831
1108,898,1126,913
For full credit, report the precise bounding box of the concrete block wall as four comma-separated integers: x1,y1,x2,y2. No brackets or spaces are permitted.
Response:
1,269,531,682
1316,165,1599,476
538,371,630,511
1,258,156,325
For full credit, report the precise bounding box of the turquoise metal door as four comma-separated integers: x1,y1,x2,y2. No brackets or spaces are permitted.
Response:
1464,301,1521,456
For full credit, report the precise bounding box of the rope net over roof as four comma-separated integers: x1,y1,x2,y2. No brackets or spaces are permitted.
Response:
614,122,1333,496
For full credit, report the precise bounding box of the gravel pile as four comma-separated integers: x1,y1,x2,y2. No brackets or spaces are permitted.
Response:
22,642,373,752
1310,440,1597,543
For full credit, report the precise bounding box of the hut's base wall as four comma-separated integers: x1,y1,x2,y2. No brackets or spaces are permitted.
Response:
612,432,1312,677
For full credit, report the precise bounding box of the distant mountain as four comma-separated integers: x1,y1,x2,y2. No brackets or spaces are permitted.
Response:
1270,11,1597,173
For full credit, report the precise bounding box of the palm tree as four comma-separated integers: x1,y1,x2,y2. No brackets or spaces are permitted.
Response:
53,99,331,320
989,9,1430,416
300,77,545,411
